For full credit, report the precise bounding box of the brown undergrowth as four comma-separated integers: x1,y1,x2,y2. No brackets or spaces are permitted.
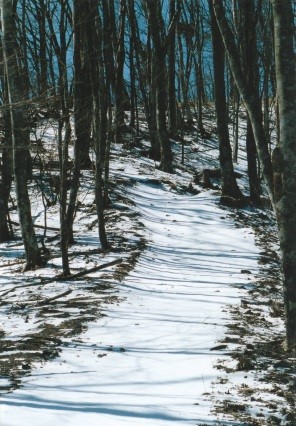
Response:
213,203,296,425
0,173,147,395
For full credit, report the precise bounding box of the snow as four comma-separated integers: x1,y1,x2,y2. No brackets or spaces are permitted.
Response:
0,154,260,425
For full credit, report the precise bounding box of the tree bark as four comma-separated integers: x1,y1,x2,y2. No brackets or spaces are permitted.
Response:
168,0,178,138
66,0,92,245
239,0,261,204
58,0,71,277
1,0,42,269
271,0,296,350
212,0,274,205
0,62,12,242
114,0,127,144
127,0,159,158
86,0,110,251
146,0,173,172
209,0,243,200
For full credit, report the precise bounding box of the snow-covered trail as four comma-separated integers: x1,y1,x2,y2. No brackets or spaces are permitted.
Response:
0,173,259,425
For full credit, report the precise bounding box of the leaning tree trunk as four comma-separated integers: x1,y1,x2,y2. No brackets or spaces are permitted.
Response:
271,0,296,351
1,0,42,270
209,0,243,200
212,0,274,206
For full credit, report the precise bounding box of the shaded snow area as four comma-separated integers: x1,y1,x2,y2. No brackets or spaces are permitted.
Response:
0,132,294,424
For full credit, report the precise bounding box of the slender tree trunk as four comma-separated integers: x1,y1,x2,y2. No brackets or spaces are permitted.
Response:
37,0,47,96
86,0,109,250
246,119,260,203
129,26,136,129
168,0,178,138
0,104,12,242
209,0,243,200
20,0,31,98
232,88,239,163
147,28,160,159
149,51,161,159
1,0,42,270
59,118,71,276
127,0,160,157
196,0,205,136
58,0,71,277
263,66,270,146
66,0,92,245
240,0,261,204
114,0,127,143
177,29,194,127
0,52,12,242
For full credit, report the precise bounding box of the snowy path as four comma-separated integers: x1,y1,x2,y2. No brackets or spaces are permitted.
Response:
0,176,258,425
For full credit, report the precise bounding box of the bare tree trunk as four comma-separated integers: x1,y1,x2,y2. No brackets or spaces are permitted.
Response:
0,107,12,242
209,0,243,200
86,0,109,251
168,0,178,138
146,0,173,172
196,0,205,136
147,26,160,159
102,0,128,145
212,0,274,205
271,0,296,350
36,0,48,96
232,87,239,163
58,0,71,277
114,0,127,143
0,53,12,242
66,0,92,245
177,29,194,127
129,23,136,130
240,0,261,204
1,0,42,270
127,0,158,157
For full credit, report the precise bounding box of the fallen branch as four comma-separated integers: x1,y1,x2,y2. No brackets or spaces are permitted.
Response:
10,220,62,232
57,258,123,281
0,260,25,269
0,258,123,297
13,289,74,308
39,289,73,305
0,281,42,297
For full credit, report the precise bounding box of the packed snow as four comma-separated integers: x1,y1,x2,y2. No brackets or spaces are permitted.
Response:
0,150,263,425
